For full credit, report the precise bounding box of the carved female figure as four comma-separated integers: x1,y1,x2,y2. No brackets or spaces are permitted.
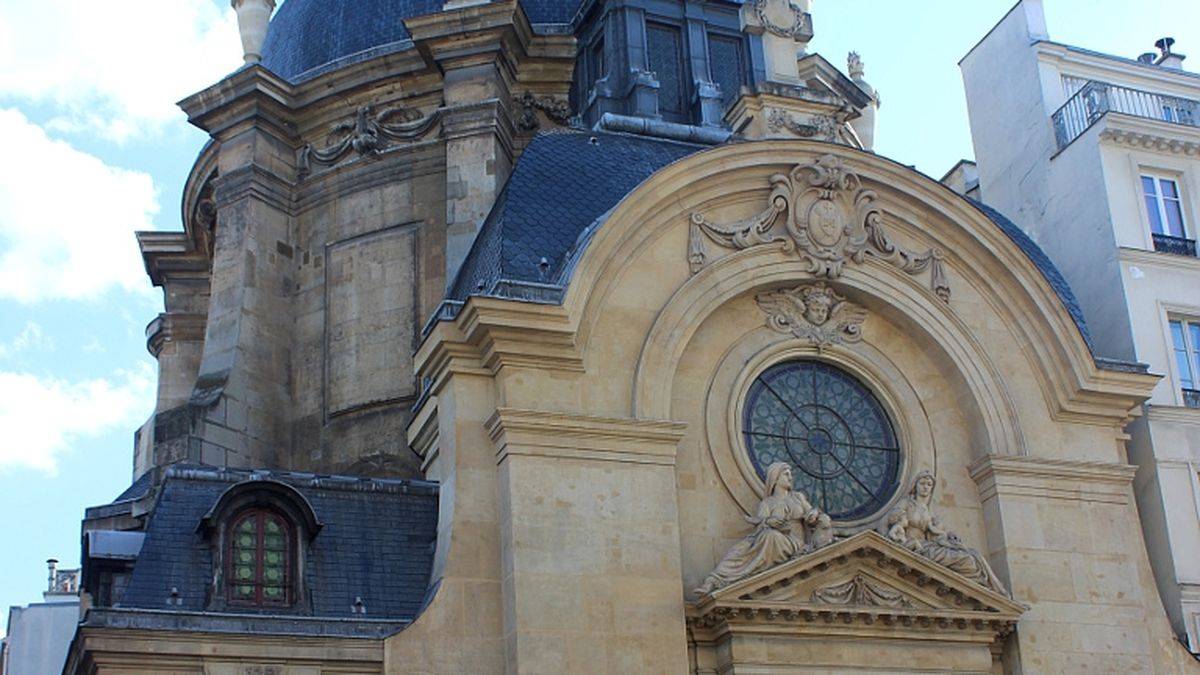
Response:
886,471,1010,596
696,462,833,595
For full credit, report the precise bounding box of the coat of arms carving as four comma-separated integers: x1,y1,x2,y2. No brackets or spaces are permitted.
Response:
756,282,866,350
689,154,950,302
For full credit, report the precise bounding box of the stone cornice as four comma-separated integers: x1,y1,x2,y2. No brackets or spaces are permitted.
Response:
1119,246,1200,273
145,313,208,357
178,64,297,142
486,407,686,466
211,164,296,215
136,231,211,287
968,454,1136,505
1097,114,1200,157
1147,404,1200,426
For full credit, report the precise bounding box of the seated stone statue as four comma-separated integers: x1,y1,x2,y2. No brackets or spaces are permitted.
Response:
696,462,833,595
886,470,1010,597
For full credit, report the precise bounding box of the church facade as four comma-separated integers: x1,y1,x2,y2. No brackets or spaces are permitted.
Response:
64,1,1198,672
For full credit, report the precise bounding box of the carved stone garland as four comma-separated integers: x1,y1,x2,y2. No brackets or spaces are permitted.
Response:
766,109,839,141
756,282,866,350
811,573,914,609
514,91,572,131
298,103,441,178
689,154,951,302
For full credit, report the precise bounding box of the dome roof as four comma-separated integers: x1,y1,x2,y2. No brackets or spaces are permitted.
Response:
261,0,584,82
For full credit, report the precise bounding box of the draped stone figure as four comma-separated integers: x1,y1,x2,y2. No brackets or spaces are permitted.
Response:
886,471,1010,597
696,462,833,595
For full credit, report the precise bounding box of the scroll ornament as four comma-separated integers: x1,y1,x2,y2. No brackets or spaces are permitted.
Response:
756,282,866,350
696,462,833,595
752,0,812,40
689,154,950,302
298,103,440,177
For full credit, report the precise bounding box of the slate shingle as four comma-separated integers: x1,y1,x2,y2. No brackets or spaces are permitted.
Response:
119,466,438,622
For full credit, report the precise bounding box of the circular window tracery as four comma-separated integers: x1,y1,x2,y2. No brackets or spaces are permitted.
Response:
742,360,901,520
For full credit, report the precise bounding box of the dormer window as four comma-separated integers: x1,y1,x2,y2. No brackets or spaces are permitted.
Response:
227,508,293,606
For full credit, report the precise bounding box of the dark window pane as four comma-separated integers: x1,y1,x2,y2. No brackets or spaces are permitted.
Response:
1146,194,1165,234
1142,175,1158,197
1160,178,1179,199
708,33,744,108
647,23,684,115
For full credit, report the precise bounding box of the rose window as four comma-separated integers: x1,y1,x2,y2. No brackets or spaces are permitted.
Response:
742,360,901,520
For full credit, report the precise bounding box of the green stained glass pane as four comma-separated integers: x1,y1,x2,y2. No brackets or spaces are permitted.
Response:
238,550,253,563
265,519,281,534
235,584,254,597
265,551,281,565
264,534,285,550
235,565,254,580
237,518,256,533
264,568,282,582
238,534,254,548
264,586,282,599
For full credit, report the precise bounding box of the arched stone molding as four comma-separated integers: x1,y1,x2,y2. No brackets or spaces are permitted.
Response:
638,248,1025,459
558,141,1153,428
703,323,936,531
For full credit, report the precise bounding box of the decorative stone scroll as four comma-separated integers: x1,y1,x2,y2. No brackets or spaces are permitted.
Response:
886,471,1011,597
514,91,572,131
766,109,839,141
696,462,833,595
811,573,914,609
751,0,813,41
756,282,866,350
689,154,951,302
298,103,440,177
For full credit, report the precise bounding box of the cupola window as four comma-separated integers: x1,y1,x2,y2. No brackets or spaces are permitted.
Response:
227,508,292,606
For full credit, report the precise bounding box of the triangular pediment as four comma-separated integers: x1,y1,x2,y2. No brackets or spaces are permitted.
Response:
688,531,1025,644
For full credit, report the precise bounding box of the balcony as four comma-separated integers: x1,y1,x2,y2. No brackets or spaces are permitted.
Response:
1184,388,1200,409
1052,80,1199,149
1152,233,1198,257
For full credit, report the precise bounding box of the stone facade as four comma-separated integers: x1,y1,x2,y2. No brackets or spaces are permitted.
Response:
64,0,1200,673
960,0,1200,655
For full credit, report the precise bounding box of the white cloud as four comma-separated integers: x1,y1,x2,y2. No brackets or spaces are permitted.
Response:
0,364,155,473
0,108,158,302
0,321,52,358
0,0,241,142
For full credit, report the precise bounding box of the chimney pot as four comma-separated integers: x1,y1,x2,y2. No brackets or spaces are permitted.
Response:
1138,52,1157,64
232,0,277,64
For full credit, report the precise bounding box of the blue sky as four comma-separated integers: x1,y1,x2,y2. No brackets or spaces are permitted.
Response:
0,0,1196,629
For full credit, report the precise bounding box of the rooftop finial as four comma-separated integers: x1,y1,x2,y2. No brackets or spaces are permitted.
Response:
847,52,865,81
232,0,277,64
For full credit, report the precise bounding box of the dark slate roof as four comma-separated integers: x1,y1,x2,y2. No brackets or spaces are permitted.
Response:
447,131,1111,363
118,465,438,625
112,469,154,503
260,0,585,82
449,130,703,301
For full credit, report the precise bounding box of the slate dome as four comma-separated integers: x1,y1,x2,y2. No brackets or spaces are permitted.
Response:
260,0,585,82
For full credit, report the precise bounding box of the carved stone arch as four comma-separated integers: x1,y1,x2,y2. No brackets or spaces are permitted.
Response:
181,140,220,262
633,248,1025,460
561,140,1121,430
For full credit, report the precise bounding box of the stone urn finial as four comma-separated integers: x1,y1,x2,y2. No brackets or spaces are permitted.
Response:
232,0,276,64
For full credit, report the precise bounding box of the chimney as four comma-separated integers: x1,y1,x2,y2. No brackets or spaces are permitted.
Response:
46,558,58,592
1137,52,1156,65
1154,37,1187,70
232,0,276,64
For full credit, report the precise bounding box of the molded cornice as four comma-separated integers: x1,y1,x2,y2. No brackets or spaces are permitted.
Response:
486,407,686,466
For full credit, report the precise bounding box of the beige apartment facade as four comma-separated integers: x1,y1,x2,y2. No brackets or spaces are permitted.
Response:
961,0,1200,654
62,0,1200,672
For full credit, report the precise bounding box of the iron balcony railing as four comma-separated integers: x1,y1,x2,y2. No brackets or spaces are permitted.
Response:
1052,80,1200,149
1152,233,1198,257
1183,388,1200,409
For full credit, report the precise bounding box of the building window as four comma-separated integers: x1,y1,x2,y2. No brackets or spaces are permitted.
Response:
707,33,745,109
742,361,901,521
227,508,292,606
1142,174,1187,238
589,37,605,86
1170,319,1200,408
647,22,685,118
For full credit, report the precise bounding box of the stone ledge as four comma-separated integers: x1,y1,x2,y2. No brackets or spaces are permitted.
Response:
969,454,1136,505
486,407,686,466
